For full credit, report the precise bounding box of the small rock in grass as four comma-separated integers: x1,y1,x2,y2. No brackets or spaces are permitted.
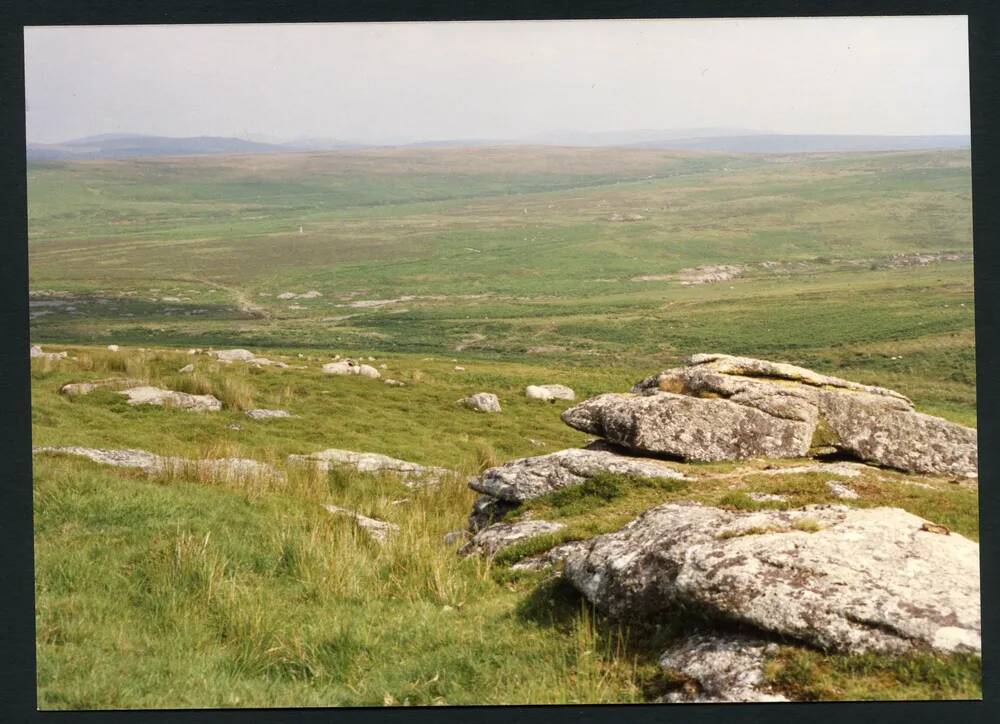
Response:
118,386,222,412
322,359,381,379
245,408,293,421
525,384,576,402
461,392,501,412
827,480,860,500
747,492,788,503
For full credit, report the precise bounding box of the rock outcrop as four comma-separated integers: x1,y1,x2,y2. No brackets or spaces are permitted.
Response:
469,447,688,503
562,354,977,476
525,384,576,402
288,448,451,487
118,386,222,412
561,502,980,655
461,392,501,412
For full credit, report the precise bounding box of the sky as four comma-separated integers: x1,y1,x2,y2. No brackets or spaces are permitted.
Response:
23,16,970,145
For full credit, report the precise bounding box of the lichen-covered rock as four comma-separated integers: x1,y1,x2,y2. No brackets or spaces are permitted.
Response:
525,384,576,402
562,502,980,654
118,386,222,412
565,353,976,476
469,447,689,503
562,392,814,462
321,359,381,378
458,520,566,557
288,448,451,487
818,389,977,477
657,634,788,703
461,392,501,412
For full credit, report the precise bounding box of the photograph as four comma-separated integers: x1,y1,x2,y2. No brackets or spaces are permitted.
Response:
23,16,981,708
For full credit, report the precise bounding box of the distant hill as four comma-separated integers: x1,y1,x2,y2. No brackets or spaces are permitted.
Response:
26,131,971,161
627,134,971,153
26,134,290,161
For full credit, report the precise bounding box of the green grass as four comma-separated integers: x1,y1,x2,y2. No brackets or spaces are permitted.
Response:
28,145,979,706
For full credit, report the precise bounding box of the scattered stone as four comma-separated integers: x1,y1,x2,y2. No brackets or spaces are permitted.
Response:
321,359,381,379
106,344,120,352
226,423,242,431
288,449,451,487
826,480,859,500
32,445,165,473
58,378,138,396
747,492,788,503
30,345,68,361
525,384,576,402
346,296,416,309
561,502,980,654
32,446,281,483
454,365,466,371
245,408,293,421
563,354,977,476
278,290,322,300
178,363,195,374
118,386,222,412
208,348,256,362
676,265,745,286
657,634,788,703
461,392,501,413
470,448,689,503
383,379,405,387
322,504,398,544
458,520,566,557
752,462,865,478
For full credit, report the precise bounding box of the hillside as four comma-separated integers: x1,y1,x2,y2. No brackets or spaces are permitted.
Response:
28,145,979,707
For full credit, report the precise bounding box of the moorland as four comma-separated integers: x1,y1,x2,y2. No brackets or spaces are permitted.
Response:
28,145,979,707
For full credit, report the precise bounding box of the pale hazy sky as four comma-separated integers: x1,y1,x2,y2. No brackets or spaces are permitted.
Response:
24,16,970,144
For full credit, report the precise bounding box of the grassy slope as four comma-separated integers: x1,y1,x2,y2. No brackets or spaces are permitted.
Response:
31,347,981,707
28,147,979,706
